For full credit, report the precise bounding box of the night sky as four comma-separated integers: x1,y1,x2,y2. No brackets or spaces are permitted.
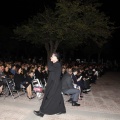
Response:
0,0,120,61
0,1,119,26
0,0,45,26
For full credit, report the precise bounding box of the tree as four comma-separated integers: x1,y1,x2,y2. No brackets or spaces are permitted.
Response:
13,0,114,60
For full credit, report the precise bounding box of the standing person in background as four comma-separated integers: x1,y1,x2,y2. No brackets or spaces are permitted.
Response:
34,52,66,117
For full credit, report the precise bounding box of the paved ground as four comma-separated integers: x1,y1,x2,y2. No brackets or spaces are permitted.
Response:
0,71,120,120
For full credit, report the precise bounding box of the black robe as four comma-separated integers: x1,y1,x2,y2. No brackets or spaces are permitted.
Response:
40,60,66,114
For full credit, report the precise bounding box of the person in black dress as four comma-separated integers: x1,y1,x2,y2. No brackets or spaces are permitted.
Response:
14,65,33,99
34,52,66,117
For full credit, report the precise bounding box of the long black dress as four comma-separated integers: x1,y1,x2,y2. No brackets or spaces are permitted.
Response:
39,60,66,115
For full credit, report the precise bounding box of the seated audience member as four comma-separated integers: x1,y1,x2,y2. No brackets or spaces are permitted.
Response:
61,67,66,79
25,69,35,90
14,65,33,99
71,68,83,99
4,65,14,79
91,68,98,84
10,64,16,75
0,64,6,95
42,65,48,84
71,68,80,86
81,67,91,93
21,63,28,78
61,68,80,106
0,81,3,95
2,65,15,93
76,68,85,97
35,65,45,85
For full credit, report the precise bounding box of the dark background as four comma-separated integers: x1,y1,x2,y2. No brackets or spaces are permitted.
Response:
0,0,120,62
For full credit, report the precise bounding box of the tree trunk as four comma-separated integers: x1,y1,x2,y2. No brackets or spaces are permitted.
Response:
45,40,60,62
97,50,102,63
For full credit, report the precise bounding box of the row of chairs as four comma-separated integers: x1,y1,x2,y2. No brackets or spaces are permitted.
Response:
2,78,26,99
1,78,45,100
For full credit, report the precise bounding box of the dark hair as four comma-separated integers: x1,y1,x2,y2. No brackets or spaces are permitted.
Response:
72,68,78,73
16,65,21,73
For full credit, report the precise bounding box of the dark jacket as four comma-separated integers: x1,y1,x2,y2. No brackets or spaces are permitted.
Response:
14,73,25,90
40,60,66,114
61,73,74,92
71,74,78,84
35,70,45,84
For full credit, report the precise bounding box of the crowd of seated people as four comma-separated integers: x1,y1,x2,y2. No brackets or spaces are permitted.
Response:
0,61,49,99
0,59,107,103
60,61,107,106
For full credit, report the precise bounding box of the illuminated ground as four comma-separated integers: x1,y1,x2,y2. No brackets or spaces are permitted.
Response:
0,71,120,120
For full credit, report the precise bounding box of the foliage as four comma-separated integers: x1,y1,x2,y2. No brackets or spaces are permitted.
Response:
13,0,114,58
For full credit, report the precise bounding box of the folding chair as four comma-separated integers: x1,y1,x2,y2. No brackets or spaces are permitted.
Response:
4,78,20,99
32,79,44,99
